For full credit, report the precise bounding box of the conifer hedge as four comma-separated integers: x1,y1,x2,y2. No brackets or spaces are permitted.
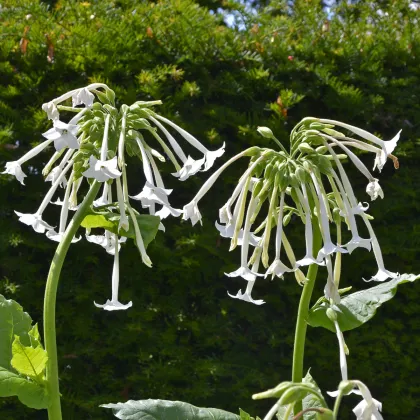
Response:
1,1,419,418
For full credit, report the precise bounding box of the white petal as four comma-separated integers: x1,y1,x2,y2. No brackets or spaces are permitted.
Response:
227,289,265,305
225,266,257,282
42,102,59,121
72,88,95,108
182,201,202,226
265,259,294,278
366,179,384,201
203,143,225,171
94,299,133,311
172,156,205,181
2,161,27,185
46,230,81,243
42,127,62,141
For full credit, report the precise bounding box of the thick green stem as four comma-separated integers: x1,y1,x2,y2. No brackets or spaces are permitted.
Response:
43,180,100,420
291,226,322,415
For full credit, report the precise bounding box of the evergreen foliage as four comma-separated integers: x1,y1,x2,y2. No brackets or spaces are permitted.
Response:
0,0,419,418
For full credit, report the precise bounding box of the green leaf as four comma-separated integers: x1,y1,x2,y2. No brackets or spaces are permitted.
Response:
301,371,325,420
0,366,49,409
0,295,32,369
81,211,160,248
101,399,241,419
28,324,41,348
239,408,257,420
11,336,48,381
308,274,420,332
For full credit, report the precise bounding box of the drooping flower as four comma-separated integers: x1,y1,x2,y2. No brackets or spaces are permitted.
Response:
14,211,55,234
42,120,79,151
42,102,59,121
94,234,132,311
366,179,384,201
2,161,27,185
72,88,95,108
82,156,122,182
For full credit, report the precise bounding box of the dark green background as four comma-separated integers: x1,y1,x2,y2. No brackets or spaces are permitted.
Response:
1,0,419,418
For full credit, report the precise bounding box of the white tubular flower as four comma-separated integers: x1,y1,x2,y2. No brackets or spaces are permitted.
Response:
366,179,384,201
266,192,294,278
86,231,127,255
361,214,398,282
334,320,348,382
94,234,132,311
225,195,260,282
130,181,182,218
153,114,225,171
2,162,27,185
319,118,401,172
295,184,325,267
330,170,371,253
93,182,110,207
310,172,348,261
42,102,59,121
228,247,265,305
82,156,122,182
15,160,73,234
325,255,340,304
215,222,261,246
45,149,75,188
46,175,80,243
72,88,95,108
182,150,264,226
2,137,56,185
14,211,54,234
42,120,79,151
351,381,383,420
172,156,205,181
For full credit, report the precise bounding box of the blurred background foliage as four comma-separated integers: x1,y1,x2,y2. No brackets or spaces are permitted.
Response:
1,0,420,418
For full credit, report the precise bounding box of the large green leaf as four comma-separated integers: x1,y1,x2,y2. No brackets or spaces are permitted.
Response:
11,335,48,380
81,210,160,248
0,366,49,409
0,295,32,369
101,399,241,419
308,274,420,332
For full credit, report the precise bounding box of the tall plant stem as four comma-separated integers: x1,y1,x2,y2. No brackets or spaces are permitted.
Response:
43,180,100,420
292,226,322,416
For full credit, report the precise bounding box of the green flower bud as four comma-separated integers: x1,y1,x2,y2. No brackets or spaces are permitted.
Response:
309,122,334,130
73,161,85,173
264,163,274,179
308,154,332,174
80,142,95,151
315,145,328,154
326,307,338,322
316,409,334,420
120,104,129,115
252,381,293,400
252,179,264,198
322,128,345,137
92,102,102,110
304,134,324,145
278,385,310,406
257,126,274,139
243,146,262,157
283,212,292,226
295,165,308,183
79,120,94,131
289,172,299,188
338,380,355,395
298,142,316,154
106,88,116,104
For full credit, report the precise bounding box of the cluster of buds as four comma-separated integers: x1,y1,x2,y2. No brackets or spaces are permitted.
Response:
2,84,224,310
183,118,400,305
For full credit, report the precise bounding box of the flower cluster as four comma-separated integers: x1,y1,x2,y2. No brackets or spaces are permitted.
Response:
183,118,400,305
2,84,224,310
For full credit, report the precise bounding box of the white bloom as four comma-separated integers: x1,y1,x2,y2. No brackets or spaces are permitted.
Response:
14,211,54,234
2,161,27,185
225,266,258,282
320,118,401,172
42,120,79,151
228,246,264,305
86,231,127,255
172,156,205,181
182,201,202,226
215,222,261,246
295,184,325,267
42,101,59,121
46,230,81,243
45,167,67,188
309,172,348,262
72,88,95,108
265,192,294,278
153,115,225,171
93,182,110,207
228,288,265,305
366,179,384,201
353,397,383,420
130,182,182,218
82,156,122,182
94,234,132,311
362,214,398,281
